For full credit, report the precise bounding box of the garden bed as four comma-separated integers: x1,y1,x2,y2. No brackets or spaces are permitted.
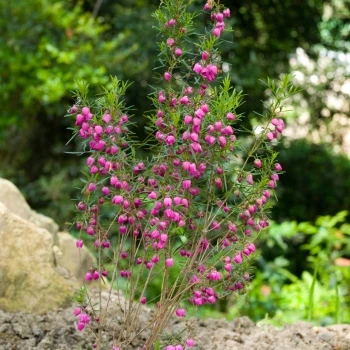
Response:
1,292,349,350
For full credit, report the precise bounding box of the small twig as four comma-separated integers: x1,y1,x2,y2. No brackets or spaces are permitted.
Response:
92,0,103,18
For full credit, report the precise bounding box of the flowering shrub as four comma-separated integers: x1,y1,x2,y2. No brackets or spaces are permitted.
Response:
67,1,300,349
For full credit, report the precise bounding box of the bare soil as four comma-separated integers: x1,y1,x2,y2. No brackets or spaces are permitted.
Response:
1,291,349,350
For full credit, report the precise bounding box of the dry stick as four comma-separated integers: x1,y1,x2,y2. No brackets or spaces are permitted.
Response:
144,232,206,348
147,147,255,344
146,203,246,345
123,245,149,342
124,210,162,339
98,226,102,349
100,210,131,345
128,186,226,345
101,210,122,323
92,0,103,18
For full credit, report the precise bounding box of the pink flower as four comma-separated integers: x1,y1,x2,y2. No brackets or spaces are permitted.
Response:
182,161,191,171
223,8,231,17
167,38,175,46
195,108,205,119
168,18,176,27
166,135,175,145
268,180,275,188
275,119,284,133
216,21,225,31
221,125,233,135
86,156,94,166
164,72,172,81
182,179,191,189
193,63,203,74
110,145,118,154
201,103,209,113
254,159,262,168
218,136,227,148
216,13,224,22
186,339,195,347
175,48,182,56
81,106,90,116
74,307,81,316
184,86,193,94
208,295,216,304
215,178,223,189
191,142,202,153
164,197,172,207
248,243,256,253
271,118,279,126
205,134,216,145
102,113,111,123
274,163,283,171
75,239,83,248
204,2,212,10
75,114,84,126
193,117,201,126
180,96,189,105
77,322,85,331
266,132,274,141
102,186,110,195
175,308,186,317
160,233,168,242
212,28,221,37
214,121,222,131
85,272,93,281
87,183,96,192
234,253,243,264
202,64,218,81
165,258,174,267
184,115,192,124
69,105,78,114
112,195,123,204
140,296,147,304
190,132,199,142
148,191,157,199
174,196,182,206
202,51,209,60
247,174,254,185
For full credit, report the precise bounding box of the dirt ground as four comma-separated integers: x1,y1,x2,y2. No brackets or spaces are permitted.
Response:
1,291,349,350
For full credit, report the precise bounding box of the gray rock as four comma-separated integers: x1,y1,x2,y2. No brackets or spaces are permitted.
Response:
0,203,77,313
0,178,32,221
56,232,96,281
29,211,59,243
0,178,59,242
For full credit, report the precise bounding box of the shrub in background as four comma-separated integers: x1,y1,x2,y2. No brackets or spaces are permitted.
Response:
272,139,350,223
239,211,350,325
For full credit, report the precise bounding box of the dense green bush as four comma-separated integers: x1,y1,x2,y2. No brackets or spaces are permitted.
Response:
0,0,140,224
239,212,350,324
272,139,350,223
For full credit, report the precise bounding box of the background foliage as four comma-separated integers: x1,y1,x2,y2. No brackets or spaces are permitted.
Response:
1,0,349,324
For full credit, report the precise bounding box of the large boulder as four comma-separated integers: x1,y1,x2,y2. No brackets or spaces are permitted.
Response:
0,178,59,243
0,178,32,221
30,212,59,244
0,203,77,313
56,232,96,280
